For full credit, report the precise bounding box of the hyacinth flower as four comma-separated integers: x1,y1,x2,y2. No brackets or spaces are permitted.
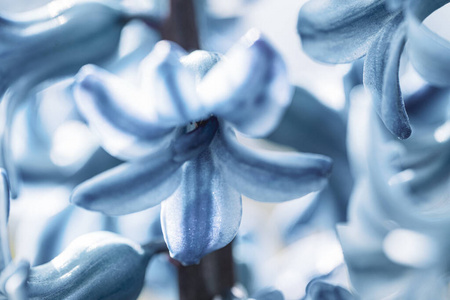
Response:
0,169,165,300
70,30,333,265
0,0,160,197
338,84,450,298
297,0,450,140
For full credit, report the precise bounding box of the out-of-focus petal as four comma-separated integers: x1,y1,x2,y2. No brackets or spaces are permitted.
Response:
211,124,332,202
297,0,395,63
73,65,177,160
0,260,29,300
364,14,411,140
27,232,151,300
251,288,284,300
303,265,355,300
0,170,11,273
71,149,183,216
161,150,242,265
139,41,207,126
198,29,292,137
407,0,450,86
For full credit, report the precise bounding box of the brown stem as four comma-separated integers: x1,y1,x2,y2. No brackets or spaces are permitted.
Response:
161,0,200,51
175,243,235,300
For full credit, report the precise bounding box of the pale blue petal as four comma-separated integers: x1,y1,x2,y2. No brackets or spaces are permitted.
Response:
407,0,450,86
303,265,355,300
297,0,395,63
0,260,29,300
251,288,284,300
0,170,11,272
161,150,242,265
198,29,292,137
0,0,130,98
364,14,411,140
27,232,150,300
211,124,332,202
73,65,178,160
71,149,183,216
139,41,209,126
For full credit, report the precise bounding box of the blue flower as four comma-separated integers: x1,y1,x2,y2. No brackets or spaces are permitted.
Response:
339,82,450,298
70,30,333,265
297,0,450,140
0,0,160,197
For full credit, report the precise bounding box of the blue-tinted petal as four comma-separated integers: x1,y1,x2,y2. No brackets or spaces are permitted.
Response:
198,29,292,137
73,65,177,160
71,149,183,216
139,41,208,126
0,260,29,300
304,265,355,300
161,150,242,265
407,0,450,86
27,232,150,300
211,124,332,202
0,170,11,272
0,0,133,98
297,0,395,63
364,14,411,140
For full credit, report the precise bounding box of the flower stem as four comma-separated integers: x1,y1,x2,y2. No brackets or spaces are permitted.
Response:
161,0,200,50
175,243,235,300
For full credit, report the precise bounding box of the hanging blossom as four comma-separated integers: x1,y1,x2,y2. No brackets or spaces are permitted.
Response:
297,0,450,140
338,85,450,299
70,29,333,265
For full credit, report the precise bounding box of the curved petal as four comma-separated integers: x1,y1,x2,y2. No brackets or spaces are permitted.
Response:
364,14,411,140
73,65,177,160
161,150,242,265
0,170,11,273
71,149,183,216
197,29,292,137
211,124,332,202
27,232,150,300
297,0,395,63
139,41,208,126
407,0,450,86
0,259,29,300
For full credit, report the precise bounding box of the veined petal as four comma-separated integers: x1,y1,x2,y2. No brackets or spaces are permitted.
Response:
364,14,411,140
71,148,183,216
139,41,207,126
27,232,151,300
161,150,242,265
407,0,450,86
297,0,395,63
0,170,11,273
211,124,332,202
197,29,292,137
73,65,177,160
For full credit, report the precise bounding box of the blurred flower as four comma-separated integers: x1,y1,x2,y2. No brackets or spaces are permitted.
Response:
338,83,450,299
0,0,160,197
297,0,450,140
70,29,333,265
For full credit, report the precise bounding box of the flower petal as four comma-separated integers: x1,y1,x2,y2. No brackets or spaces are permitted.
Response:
0,259,29,300
161,150,242,265
0,170,11,273
27,232,150,300
297,0,395,63
211,124,332,202
407,0,450,86
364,14,411,140
71,149,183,216
139,41,208,126
73,65,177,160
197,29,292,137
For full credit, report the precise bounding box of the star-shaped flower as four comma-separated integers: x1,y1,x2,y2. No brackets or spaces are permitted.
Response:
70,30,333,265
297,0,450,140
